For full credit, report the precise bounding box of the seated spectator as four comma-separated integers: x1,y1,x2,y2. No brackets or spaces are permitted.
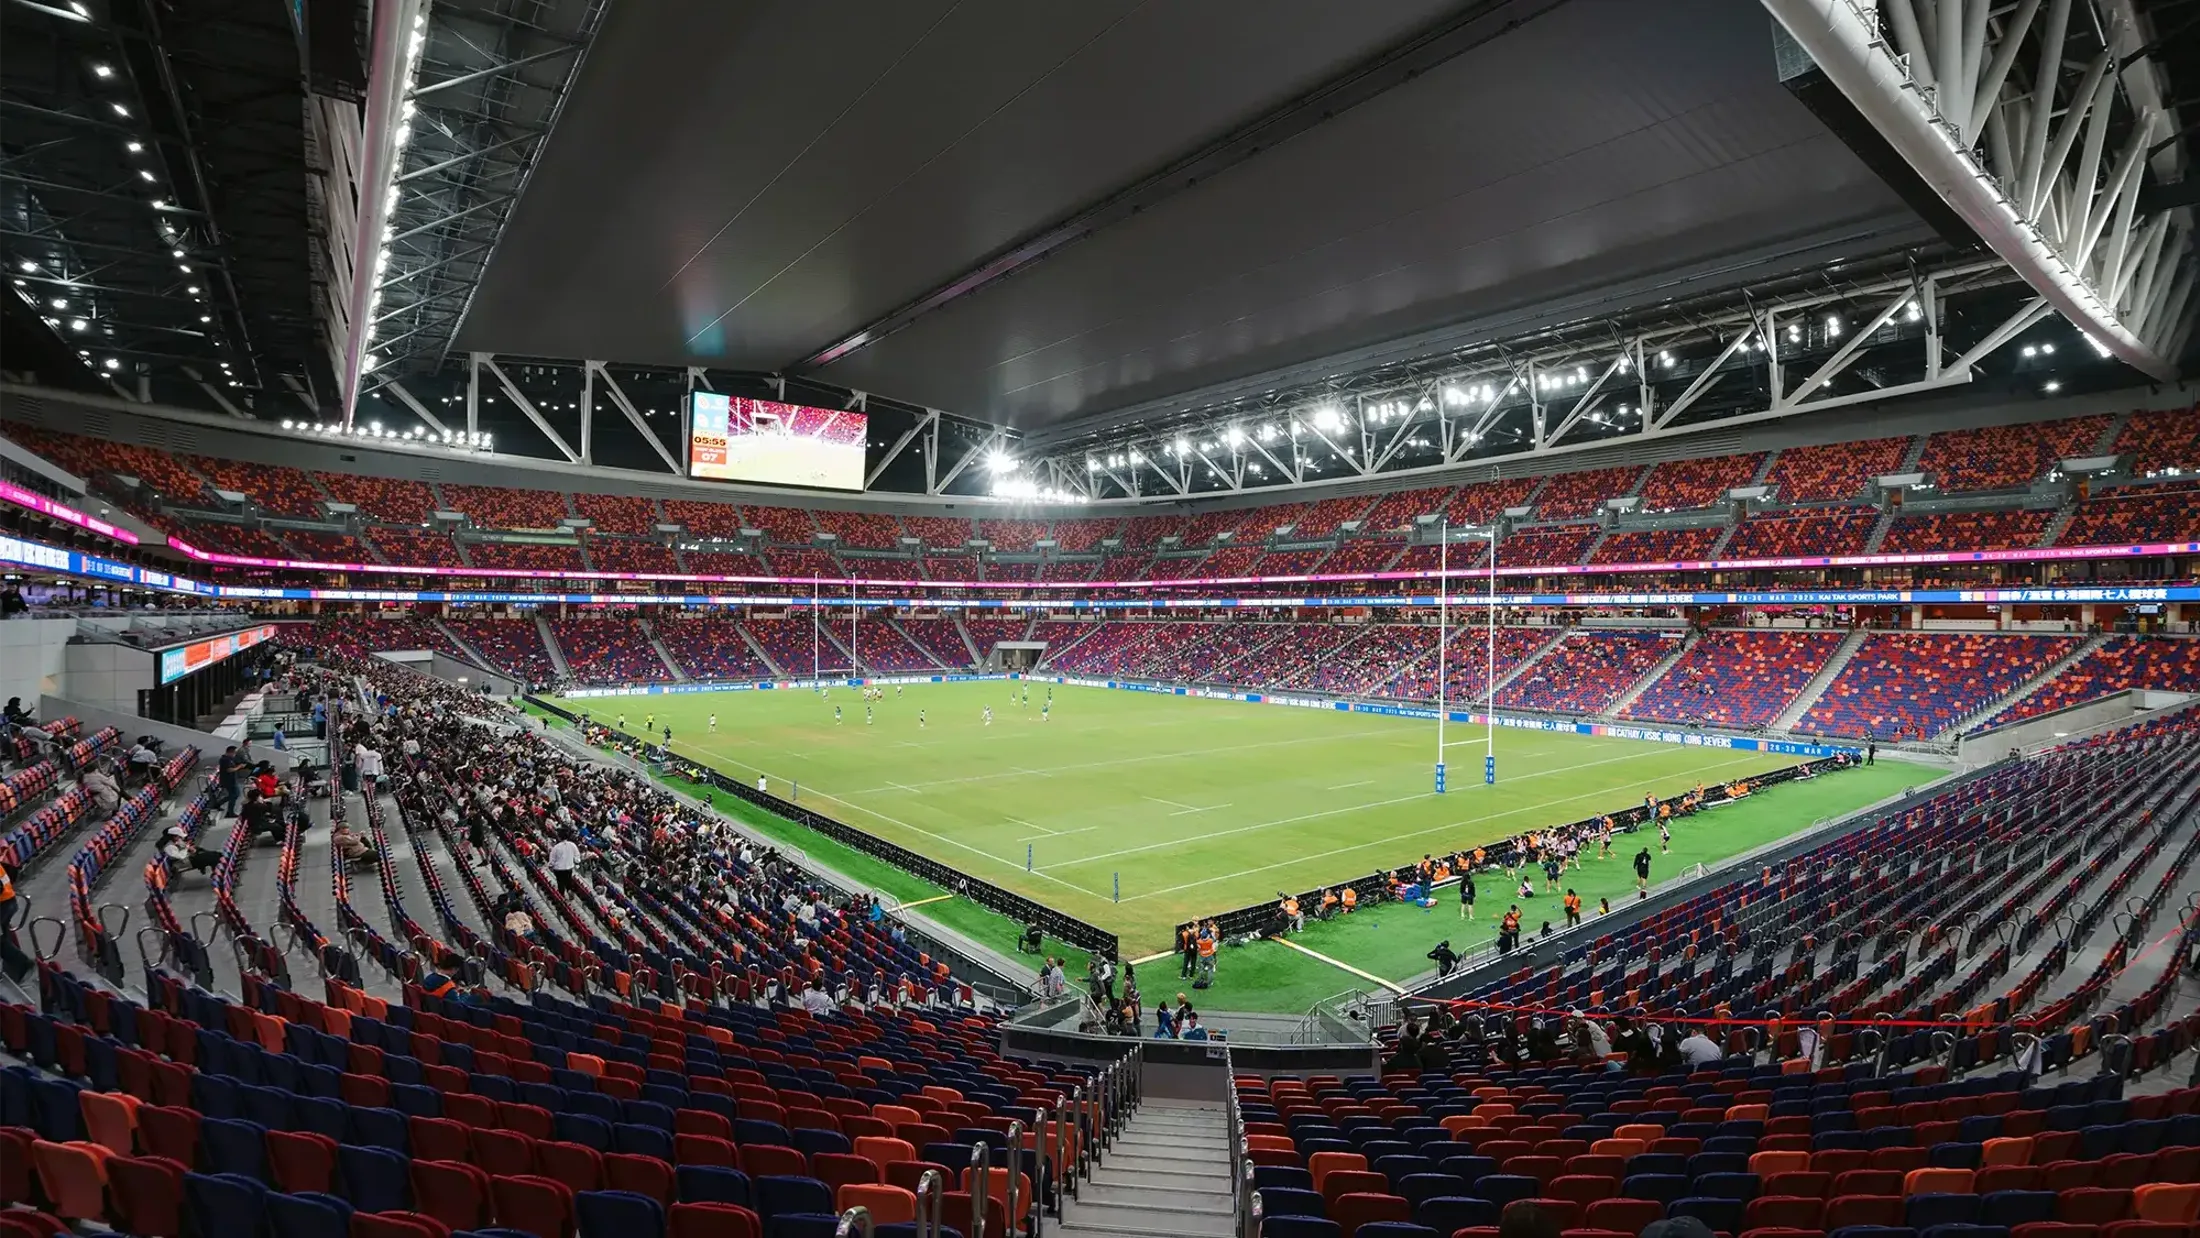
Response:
81,761,121,817
160,824,220,877
126,738,160,784
240,789,283,844
332,822,378,869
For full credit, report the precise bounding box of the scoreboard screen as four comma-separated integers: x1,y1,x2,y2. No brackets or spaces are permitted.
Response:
687,393,866,491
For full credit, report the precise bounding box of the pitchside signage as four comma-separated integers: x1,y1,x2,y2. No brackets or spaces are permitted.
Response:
1044,675,1862,759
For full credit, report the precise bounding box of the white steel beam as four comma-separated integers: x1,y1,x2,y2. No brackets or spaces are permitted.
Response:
866,409,937,490
381,378,451,436
478,353,578,462
339,0,429,427
1761,0,2185,379
586,361,681,475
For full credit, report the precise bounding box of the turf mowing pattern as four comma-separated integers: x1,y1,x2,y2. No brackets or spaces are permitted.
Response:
553,681,1923,1012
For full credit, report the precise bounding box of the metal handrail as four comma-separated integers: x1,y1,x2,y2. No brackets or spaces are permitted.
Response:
914,1168,945,1238
836,1206,874,1238
1003,1118,1025,1236
967,1143,989,1238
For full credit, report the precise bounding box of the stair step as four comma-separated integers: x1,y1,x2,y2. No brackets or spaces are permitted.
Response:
1078,1180,1234,1210
1058,1219,1234,1238
1105,1151,1231,1175
1090,1164,1233,1189
1129,1115,1230,1131
1115,1134,1230,1157
1064,1200,1235,1238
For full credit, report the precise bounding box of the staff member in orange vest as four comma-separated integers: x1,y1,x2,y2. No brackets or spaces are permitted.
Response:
1195,922,1218,987
1563,889,1583,928
0,857,25,984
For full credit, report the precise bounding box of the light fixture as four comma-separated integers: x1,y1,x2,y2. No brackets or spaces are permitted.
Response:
69,318,87,332
18,261,37,273
92,63,113,78
199,315,210,323
111,103,129,117
2043,380,2061,393
49,298,66,310
126,141,142,154
139,170,154,182
186,285,199,295
103,357,120,371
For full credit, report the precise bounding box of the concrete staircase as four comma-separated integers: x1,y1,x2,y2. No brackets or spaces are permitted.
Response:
951,614,985,667
1898,433,1929,472
1862,509,1895,553
2093,409,2132,454
534,613,572,679
1604,629,1698,718
640,617,689,682
1062,1101,1234,1238
2038,503,2076,548
1770,628,1870,732
433,618,493,669
1945,631,2112,737
737,623,787,677
1493,628,1571,696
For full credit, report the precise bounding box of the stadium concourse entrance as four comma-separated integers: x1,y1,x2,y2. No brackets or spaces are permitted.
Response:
989,641,1045,671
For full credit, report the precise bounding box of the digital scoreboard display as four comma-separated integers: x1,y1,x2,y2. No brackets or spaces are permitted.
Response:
687,393,866,491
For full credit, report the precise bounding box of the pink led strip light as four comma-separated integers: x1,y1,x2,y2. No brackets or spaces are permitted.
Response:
165,533,2200,589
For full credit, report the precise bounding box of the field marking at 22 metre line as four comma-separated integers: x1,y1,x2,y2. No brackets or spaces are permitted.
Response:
1044,739,1720,873
1114,752,1777,903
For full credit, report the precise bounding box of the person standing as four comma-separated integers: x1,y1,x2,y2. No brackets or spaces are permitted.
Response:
1634,848,1653,899
1459,872,1476,920
353,737,384,795
216,745,244,816
548,831,580,895
1563,888,1582,928
1498,905,1521,952
1178,924,1197,979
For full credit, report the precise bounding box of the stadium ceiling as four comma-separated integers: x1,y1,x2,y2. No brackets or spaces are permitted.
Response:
0,0,344,412
454,0,1935,432
344,0,606,416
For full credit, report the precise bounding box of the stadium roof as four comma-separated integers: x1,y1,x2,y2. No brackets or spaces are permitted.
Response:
456,0,1929,430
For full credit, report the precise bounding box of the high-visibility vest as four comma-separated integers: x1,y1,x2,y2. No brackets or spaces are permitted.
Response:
1197,936,1216,958
0,865,12,903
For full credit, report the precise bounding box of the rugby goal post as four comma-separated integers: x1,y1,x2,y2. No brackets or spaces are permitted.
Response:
1434,518,1500,794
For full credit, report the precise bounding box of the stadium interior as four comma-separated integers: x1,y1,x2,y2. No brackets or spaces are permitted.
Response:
5,3,2200,1238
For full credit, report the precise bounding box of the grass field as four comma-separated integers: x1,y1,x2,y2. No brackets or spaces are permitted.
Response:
552,680,1926,1005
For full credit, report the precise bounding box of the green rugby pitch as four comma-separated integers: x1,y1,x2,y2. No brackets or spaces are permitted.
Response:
553,681,1922,1012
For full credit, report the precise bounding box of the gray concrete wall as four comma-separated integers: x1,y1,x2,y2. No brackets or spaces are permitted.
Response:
426,653,522,696
61,639,155,714
0,618,76,714
1961,689,2197,768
